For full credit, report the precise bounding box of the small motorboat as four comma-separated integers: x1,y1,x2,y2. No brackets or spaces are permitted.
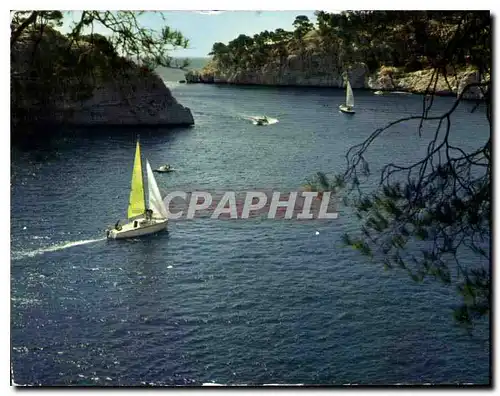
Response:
154,164,174,173
374,90,384,95
253,116,270,126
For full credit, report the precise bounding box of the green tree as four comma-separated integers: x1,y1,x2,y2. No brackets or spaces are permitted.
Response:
272,28,292,62
209,42,232,69
293,15,313,33
224,34,254,68
209,41,229,56
292,15,314,44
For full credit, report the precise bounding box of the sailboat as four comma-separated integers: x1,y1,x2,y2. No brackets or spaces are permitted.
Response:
339,79,355,114
106,140,168,240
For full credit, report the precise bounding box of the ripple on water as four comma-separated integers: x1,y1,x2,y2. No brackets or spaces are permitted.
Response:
10,83,490,385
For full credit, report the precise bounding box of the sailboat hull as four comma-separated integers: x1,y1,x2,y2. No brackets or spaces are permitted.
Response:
106,218,168,240
339,104,355,114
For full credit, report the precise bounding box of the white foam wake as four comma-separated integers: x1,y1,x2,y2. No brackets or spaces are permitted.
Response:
12,238,106,260
241,114,280,125
253,118,279,125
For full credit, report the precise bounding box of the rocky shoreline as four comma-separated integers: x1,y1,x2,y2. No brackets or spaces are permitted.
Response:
11,29,195,129
185,59,486,100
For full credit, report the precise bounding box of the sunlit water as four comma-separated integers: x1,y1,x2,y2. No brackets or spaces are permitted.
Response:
11,70,490,385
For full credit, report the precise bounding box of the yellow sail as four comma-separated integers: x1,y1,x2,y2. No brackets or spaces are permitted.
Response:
127,141,146,219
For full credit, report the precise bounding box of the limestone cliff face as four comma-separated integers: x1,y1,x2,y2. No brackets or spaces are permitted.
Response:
11,29,194,127
185,52,486,100
186,53,368,89
366,67,487,99
61,72,194,126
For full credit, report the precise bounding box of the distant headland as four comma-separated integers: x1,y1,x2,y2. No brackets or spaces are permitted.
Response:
184,11,490,100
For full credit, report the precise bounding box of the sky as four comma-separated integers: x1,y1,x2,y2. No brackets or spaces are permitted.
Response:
60,11,319,58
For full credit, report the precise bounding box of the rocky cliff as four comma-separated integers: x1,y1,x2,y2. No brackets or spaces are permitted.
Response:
185,54,486,100
11,28,194,128
53,71,195,126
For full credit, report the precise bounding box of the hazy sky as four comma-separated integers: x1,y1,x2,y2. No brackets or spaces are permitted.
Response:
61,11,318,58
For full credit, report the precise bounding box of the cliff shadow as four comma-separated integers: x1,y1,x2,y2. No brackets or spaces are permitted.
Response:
11,123,194,153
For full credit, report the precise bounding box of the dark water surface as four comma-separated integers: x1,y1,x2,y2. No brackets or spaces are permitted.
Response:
11,75,490,385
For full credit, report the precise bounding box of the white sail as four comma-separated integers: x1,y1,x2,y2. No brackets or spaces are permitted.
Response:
145,160,169,219
346,80,354,107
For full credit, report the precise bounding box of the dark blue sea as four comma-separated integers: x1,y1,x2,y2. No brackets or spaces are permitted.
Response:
10,68,490,385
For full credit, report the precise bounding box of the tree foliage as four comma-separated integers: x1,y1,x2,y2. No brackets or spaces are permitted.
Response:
293,15,314,40
208,11,490,75
209,24,296,70
305,11,491,331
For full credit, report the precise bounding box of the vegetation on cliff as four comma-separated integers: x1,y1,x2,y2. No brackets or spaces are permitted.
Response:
204,11,489,92
11,11,190,127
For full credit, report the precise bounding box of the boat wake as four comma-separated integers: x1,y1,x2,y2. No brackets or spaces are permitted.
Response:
242,114,279,125
12,238,106,260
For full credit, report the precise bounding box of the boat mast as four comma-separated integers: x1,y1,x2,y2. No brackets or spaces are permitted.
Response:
138,134,148,214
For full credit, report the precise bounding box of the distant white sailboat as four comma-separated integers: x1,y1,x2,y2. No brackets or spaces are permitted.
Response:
339,79,355,114
106,140,168,239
